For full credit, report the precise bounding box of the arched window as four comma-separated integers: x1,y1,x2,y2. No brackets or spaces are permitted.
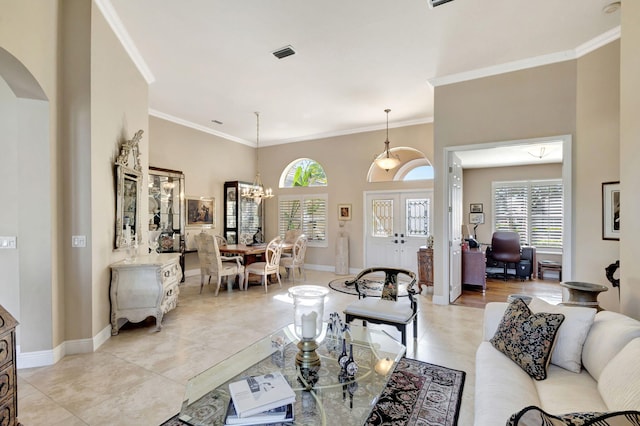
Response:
279,158,327,188
396,158,435,181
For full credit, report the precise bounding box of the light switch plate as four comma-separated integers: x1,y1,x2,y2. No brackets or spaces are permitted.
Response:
72,235,86,247
0,236,17,249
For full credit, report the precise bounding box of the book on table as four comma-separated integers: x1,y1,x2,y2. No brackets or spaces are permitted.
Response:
228,371,296,418
224,400,293,425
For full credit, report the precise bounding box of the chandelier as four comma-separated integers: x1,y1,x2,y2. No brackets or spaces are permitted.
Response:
374,109,401,171
241,112,273,204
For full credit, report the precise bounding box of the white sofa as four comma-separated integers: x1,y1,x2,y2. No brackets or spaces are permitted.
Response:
474,299,640,426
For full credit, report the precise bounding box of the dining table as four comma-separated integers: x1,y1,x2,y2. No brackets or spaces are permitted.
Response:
219,243,294,285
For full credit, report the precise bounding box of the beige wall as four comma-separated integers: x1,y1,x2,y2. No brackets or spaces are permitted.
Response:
259,123,434,269
462,163,562,252
90,6,150,338
620,1,640,318
0,0,152,361
148,116,257,272
575,41,621,312
0,0,59,353
433,60,577,303
435,40,626,312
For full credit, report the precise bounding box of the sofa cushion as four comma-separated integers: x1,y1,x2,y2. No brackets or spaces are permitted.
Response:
507,406,640,426
483,302,509,341
528,298,596,373
598,338,640,411
582,311,640,381
533,364,607,413
475,342,541,426
490,298,565,380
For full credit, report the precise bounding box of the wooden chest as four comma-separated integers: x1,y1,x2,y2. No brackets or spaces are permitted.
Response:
0,304,19,426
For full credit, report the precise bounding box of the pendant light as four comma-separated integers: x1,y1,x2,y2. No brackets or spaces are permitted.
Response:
374,109,401,171
241,112,273,204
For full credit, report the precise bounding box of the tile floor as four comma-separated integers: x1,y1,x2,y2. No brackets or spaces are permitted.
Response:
17,270,485,425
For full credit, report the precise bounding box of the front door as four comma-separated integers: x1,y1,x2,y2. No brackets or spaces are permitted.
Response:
365,191,433,274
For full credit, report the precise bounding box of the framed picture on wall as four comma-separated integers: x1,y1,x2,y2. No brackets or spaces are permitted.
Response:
602,181,620,240
338,204,352,221
186,196,215,228
470,203,483,213
469,212,485,224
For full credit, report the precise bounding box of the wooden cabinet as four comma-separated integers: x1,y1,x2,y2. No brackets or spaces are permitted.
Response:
0,304,19,426
462,248,486,292
417,246,433,292
109,254,182,335
224,181,264,244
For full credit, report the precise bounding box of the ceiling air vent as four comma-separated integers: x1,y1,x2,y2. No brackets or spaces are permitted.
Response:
272,45,296,59
428,0,454,7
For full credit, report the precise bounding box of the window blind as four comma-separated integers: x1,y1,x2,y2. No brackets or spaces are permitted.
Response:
278,195,328,247
493,180,563,250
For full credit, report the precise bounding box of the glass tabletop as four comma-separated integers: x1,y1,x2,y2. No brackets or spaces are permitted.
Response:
178,323,406,426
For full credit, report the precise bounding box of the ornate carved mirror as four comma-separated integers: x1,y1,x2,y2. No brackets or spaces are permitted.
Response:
115,130,143,249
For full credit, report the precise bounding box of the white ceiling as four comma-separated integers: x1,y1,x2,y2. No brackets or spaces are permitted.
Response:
102,0,620,148
455,141,564,169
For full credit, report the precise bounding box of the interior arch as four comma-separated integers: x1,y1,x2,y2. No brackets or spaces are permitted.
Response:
0,47,53,360
367,146,431,182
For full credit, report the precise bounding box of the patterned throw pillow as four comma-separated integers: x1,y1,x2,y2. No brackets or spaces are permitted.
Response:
507,405,640,426
490,298,565,380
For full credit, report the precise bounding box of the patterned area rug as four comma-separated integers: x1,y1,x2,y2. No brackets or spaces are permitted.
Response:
365,358,466,426
328,276,411,297
161,358,465,426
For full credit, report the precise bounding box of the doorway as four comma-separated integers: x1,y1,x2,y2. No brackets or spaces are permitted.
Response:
443,135,573,304
364,190,433,273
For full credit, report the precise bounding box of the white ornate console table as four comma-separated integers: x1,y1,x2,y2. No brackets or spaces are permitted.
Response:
109,253,182,335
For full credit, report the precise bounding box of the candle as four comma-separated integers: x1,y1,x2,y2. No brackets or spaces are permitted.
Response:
301,311,318,339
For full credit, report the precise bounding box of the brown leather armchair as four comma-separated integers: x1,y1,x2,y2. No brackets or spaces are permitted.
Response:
490,231,521,280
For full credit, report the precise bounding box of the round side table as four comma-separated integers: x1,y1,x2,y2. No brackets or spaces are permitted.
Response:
560,281,609,311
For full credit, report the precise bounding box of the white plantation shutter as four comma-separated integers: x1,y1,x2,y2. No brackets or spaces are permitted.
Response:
493,183,529,245
530,182,563,249
278,195,328,247
493,180,563,251
303,198,327,243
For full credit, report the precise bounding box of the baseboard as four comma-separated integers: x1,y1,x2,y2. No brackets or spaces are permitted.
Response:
17,324,112,369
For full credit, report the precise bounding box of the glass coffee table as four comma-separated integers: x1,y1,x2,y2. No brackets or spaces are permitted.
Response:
178,323,406,425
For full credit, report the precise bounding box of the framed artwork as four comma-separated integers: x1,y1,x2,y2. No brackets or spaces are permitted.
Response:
602,181,620,240
186,196,215,228
469,212,485,224
338,204,352,221
470,203,483,213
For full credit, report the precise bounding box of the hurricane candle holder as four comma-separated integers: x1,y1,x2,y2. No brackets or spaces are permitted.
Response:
288,285,329,369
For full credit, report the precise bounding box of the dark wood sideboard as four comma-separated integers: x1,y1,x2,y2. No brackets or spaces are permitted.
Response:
462,247,486,293
417,246,434,292
0,304,19,426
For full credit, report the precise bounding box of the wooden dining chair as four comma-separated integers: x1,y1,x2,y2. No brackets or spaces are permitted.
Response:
280,234,307,282
195,232,244,295
243,237,283,292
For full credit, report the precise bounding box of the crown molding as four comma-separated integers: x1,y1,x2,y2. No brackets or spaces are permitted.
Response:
95,0,155,84
149,109,253,146
428,27,621,88
266,116,434,147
